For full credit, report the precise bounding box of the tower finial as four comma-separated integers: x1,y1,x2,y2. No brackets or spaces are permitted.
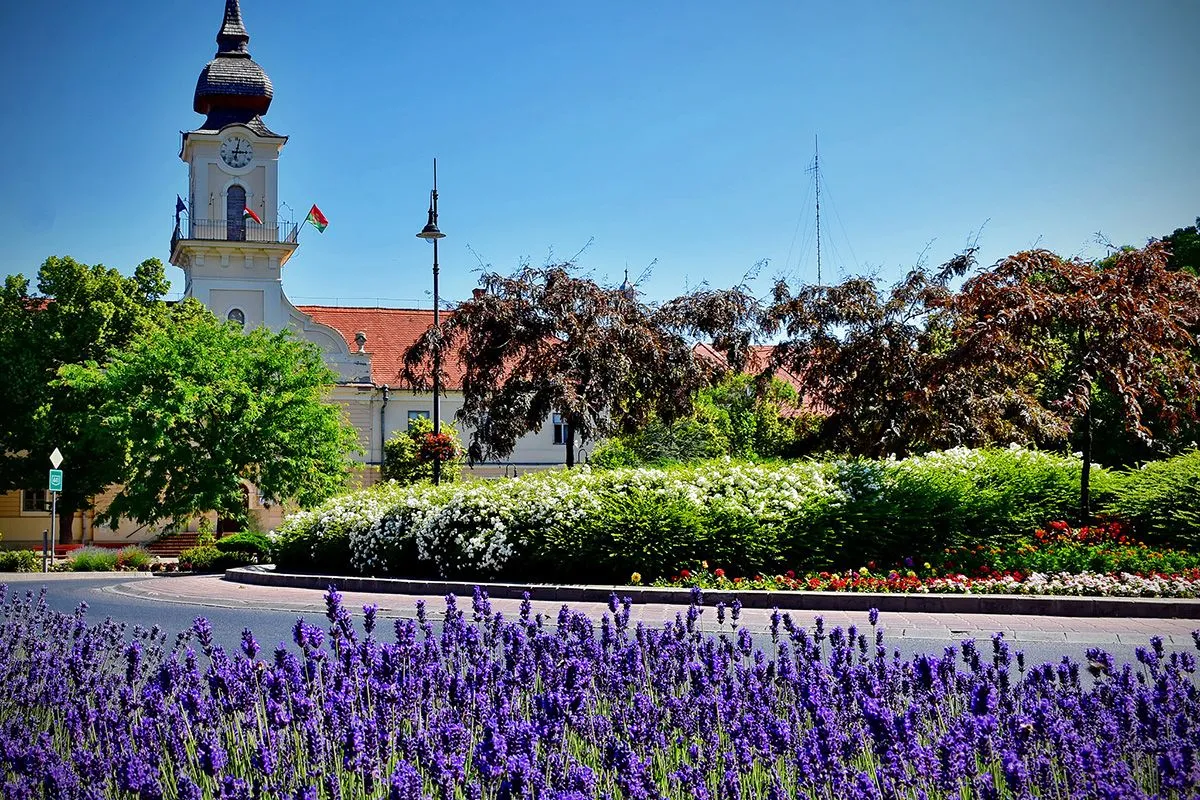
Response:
216,0,250,56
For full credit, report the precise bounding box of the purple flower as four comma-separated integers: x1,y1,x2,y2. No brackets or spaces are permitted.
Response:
240,628,259,660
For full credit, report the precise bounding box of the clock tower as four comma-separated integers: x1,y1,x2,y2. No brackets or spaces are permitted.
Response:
170,0,298,331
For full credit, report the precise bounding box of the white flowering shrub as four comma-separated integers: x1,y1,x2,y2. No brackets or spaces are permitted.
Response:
273,448,1105,581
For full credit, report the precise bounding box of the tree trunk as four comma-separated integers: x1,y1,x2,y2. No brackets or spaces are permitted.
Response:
58,507,74,545
1080,398,1092,524
1078,323,1092,524
565,422,576,469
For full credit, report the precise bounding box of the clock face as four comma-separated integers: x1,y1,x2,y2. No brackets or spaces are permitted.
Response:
219,136,253,169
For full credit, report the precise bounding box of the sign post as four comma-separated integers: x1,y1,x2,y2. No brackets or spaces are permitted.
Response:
47,448,63,566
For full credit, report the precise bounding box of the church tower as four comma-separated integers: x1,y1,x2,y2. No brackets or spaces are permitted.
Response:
170,0,298,331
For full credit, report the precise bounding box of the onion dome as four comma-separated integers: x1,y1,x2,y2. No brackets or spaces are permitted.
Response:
193,0,275,131
619,269,637,301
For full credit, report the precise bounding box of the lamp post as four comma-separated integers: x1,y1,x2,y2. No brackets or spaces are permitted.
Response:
416,159,446,485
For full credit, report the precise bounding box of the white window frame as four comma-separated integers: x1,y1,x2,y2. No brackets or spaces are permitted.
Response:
407,410,431,430
552,413,568,445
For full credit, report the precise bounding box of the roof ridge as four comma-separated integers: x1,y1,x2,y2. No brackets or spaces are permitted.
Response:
296,304,433,313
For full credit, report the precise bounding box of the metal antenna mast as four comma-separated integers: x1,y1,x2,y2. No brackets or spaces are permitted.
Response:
807,135,822,287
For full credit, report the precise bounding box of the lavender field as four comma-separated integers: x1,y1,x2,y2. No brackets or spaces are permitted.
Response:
0,583,1197,799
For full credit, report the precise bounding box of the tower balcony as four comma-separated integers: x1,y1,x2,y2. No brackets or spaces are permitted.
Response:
170,217,300,268
172,217,298,248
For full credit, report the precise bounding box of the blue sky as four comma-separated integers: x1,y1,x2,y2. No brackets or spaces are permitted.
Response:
1,1,1196,307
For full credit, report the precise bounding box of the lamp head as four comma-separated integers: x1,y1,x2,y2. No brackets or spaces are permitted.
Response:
416,205,445,240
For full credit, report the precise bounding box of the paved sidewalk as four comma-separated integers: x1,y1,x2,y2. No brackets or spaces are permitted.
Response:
105,573,1200,647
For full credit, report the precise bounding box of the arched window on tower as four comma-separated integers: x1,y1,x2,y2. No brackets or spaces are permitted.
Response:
226,185,247,241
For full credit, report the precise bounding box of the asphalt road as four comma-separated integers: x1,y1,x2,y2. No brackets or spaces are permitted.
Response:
2,573,318,654
3,573,1197,673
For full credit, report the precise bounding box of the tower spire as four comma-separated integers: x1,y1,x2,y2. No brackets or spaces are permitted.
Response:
216,0,250,56
193,0,274,128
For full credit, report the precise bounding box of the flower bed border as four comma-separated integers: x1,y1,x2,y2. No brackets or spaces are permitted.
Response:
226,565,1200,619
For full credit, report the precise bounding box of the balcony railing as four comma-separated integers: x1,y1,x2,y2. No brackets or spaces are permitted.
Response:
172,218,299,248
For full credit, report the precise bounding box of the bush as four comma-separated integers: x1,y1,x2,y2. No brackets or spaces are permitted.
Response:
586,438,638,469
554,492,707,584
215,531,272,558
115,546,154,571
272,483,410,574
382,416,464,485
276,446,1119,583
1103,449,1200,547
588,374,816,468
196,516,216,548
0,549,37,572
627,418,730,465
67,547,121,572
867,446,1118,565
179,546,256,573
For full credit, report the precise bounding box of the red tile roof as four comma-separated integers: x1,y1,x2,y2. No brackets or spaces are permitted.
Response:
297,306,465,389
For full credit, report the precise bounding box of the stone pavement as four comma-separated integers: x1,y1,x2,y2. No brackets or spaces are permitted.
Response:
105,573,1200,647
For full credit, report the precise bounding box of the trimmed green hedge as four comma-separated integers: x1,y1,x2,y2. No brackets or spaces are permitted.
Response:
179,545,257,573
271,446,1159,583
214,531,272,558
1102,449,1200,548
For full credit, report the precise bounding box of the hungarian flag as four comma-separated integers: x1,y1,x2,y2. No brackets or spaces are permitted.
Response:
307,204,329,233
243,206,262,224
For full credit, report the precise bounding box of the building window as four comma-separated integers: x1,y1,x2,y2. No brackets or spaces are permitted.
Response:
552,413,568,445
21,489,47,513
226,185,247,241
227,308,245,328
407,410,431,429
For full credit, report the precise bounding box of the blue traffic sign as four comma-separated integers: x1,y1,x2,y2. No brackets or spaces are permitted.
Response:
48,469,63,493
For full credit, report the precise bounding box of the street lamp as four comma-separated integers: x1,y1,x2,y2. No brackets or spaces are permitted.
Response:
416,158,446,485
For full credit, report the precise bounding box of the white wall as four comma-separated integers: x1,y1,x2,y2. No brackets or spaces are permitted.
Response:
336,387,575,472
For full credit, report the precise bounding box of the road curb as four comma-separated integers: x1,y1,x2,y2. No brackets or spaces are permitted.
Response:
224,566,1200,619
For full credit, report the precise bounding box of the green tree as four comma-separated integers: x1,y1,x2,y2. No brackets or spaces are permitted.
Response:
0,256,169,541
382,415,464,485
588,372,815,467
59,300,358,528
692,372,815,459
1163,217,1200,276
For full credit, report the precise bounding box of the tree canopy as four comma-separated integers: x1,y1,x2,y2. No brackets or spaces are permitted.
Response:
949,242,1200,516
402,263,760,467
1163,217,1200,276
0,256,169,538
58,300,357,527
759,248,1050,457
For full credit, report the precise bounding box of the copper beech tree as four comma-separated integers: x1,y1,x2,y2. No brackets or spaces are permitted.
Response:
760,248,1056,457
401,263,760,467
948,242,1200,518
